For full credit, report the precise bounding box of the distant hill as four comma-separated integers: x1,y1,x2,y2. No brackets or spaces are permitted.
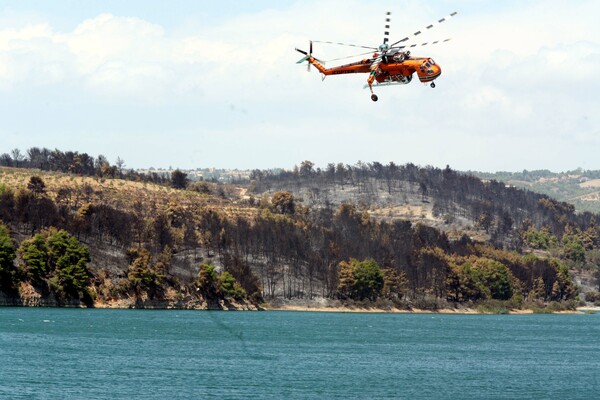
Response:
249,163,598,249
470,169,600,214
136,166,600,213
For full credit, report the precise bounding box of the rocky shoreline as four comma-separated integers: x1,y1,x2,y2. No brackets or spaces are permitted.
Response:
0,284,261,310
2,288,594,314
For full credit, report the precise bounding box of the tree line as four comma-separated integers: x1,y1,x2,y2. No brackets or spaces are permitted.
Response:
1,147,171,185
250,161,599,249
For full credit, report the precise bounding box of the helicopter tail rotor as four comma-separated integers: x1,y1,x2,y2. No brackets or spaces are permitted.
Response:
295,47,310,71
308,41,313,71
295,49,309,61
295,41,324,72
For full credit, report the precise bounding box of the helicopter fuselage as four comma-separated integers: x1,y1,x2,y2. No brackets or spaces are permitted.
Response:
310,55,441,84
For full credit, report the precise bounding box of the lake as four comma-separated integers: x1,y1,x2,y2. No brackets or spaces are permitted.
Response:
0,309,599,399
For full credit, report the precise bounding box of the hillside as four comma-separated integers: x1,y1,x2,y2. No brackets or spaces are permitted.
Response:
0,167,256,224
1,162,599,311
0,167,260,308
249,162,600,298
471,169,600,214
250,163,598,248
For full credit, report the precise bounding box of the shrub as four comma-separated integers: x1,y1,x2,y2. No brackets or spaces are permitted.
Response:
219,271,247,300
18,228,91,299
337,258,384,301
447,258,514,302
196,263,249,301
0,223,17,289
126,247,166,297
585,291,600,303
197,263,220,298
523,227,558,250
476,300,510,314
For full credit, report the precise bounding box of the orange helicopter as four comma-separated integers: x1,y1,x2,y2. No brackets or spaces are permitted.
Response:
295,11,457,101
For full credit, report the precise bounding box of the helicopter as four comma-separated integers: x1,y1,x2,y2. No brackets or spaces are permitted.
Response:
295,11,457,101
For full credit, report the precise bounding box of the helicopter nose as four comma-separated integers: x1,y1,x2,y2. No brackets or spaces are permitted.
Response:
432,64,441,77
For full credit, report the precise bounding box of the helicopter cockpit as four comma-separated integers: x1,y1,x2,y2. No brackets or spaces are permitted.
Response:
420,58,436,74
416,57,441,87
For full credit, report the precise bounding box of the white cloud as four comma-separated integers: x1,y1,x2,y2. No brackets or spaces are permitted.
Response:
0,0,598,171
68,14,165,73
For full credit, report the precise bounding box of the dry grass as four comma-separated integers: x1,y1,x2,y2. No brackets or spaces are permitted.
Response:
0,167,258,219
576,192,600,201
580,179,600,188
507,180,533,186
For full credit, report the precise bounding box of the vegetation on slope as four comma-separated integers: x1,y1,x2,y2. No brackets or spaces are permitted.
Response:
250,161,598,249
0,173,590,311
1,150,600,310
471,168,600,213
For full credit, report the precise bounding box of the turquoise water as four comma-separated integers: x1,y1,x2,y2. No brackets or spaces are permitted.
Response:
0,309,599,399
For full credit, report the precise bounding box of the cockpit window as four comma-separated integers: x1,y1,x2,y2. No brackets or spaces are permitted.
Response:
429,59,436,65
425,62,431,68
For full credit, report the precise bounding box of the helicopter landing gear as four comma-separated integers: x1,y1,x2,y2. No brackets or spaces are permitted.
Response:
430,82,436,88
371,94,378,102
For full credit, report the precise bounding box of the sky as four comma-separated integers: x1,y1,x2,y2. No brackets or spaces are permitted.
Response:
0,0,598,172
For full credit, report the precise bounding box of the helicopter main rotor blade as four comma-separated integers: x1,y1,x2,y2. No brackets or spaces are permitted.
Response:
390,38,451,51
389,11,457,48
383,11,391,45
311,40,377,51
325,50,375,63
